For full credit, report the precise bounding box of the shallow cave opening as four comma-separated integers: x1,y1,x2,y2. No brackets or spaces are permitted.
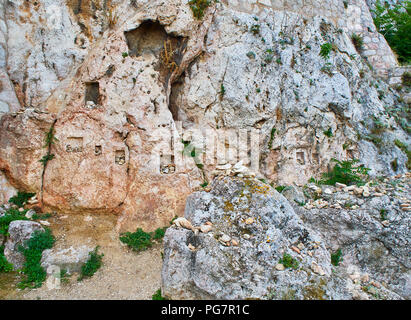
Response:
85,82,100,105
124,20,168,57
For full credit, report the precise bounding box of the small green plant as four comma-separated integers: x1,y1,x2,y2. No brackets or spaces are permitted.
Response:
321,62,333,76
9,192,35,208
402,72,411,86
380,209,388,221
219,83,225,99
32,213,52,220
394,139,411,170
250,24,260,35
319,158,370,186
268,127,276,149
41,125,57,167
188,0,214,20
246,51,256,59
152,288,167,300
371,116,388,135
351,33,364,52
60,269,70,284
331,248,343,266
18,228,55,289
391,157,399,171
319,43,333,59
44,126,58,148
279,253,299,270
323,128,333,137
122,52,129,58
200,181,209,188
276,58,282,64
275,185,286,193
78,246,104,281
0,245,13,273
39,153,55,166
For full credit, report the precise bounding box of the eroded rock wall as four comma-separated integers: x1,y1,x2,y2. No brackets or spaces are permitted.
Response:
0,0,409,231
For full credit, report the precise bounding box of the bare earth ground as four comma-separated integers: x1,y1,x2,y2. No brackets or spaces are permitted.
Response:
0,214,163,300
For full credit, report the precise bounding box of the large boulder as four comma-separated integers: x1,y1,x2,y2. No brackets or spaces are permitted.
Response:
162,176,349,299
4,220,44,269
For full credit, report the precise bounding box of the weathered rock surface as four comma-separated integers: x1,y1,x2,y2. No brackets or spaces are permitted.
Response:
0,0,409,233
41,245,94,274
4,220,44,269
162,175,407,300
294,173,411,299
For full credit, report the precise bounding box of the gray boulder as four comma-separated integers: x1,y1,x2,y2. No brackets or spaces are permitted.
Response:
162,176,355,299
4,220,44,269
41,245,94,274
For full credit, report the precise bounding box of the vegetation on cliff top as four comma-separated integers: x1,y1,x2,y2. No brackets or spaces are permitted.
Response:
373,0,411,64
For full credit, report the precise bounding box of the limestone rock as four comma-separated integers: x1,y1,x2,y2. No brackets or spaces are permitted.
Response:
162,176,335,300
41,246,94,274
4,220,44,269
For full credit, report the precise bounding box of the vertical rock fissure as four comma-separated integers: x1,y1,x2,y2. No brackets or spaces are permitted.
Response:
39,118,58,206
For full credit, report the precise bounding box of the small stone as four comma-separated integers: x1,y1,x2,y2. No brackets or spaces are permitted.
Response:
323,188,333,195
220,234,231,243
291,246,301,254
311,263,325,276
187,243,196,251
205,221,213,226
173,217,194,231
275,263,285,271
25,209,36,219
39,220,50,226
245,217,254,225
231,239,238,246
18,208,24,212
200,224,212,233
84,215,92,222
297,243,305,250
361,274,369,283
335,182,347,189
381,220,390,227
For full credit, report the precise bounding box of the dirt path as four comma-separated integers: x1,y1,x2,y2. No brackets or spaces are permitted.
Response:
1,214,163,300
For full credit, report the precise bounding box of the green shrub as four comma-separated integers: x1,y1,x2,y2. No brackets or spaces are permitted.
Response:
0,208,28,236
402,72,411,86
351,33,364,51
0,245,13,273
18,228,55,289
319,43,333,59
9,192,35,208
319,158,370,186
372,0,411,63
188,0,213,20
120,227,167,252
279,253,299,270
78,246,104,281
331,248,343,266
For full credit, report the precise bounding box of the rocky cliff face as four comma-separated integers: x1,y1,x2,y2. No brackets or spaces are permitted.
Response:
0,0,409,232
